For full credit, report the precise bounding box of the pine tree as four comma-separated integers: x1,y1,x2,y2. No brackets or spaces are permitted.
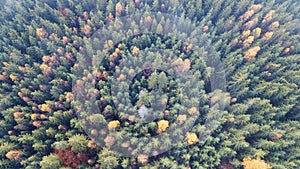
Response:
40,154,62,169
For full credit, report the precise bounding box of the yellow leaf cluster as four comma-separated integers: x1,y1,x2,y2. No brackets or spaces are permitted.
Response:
185,132,199,145
132,46,140,55
62,36,70,44
239,10,255,21
137,154,149,164
42,55,51,63
177,114,187,125
87,140,97,149
36,28,47,39
283,48,290,55
203,25,209,32
241,30,251,39
39,104,51,112
263,32,273,40
83,11,89,20
231,38,239,47
117,74,126,81
81,24,91,35
13,112,23,119
116,2,123,15
145,16,152,23
231,97,237,103
227,117,235,123
171,58,191,73
243,17,258,30
9,74,18,81
2,61,9,67
109,48,121,60
65,92,73,103
40,114,48,120
157,120,169,132
268,21,279,31
18,66,26,73
262,10,276,23
108,120,120,130
31,113,40,120
49,33,58,40
40,63,52,75
249,4,262,13
106,13,114,21
188,107,198,115
128,69,135,77
244,46,261,61
241,157,272,169
115,48,121,54
243,36,254,47
270,133,283,140
239,4,262,22
6,150,21,160
33,121,42,128
252,27,261,37
107,40,114,48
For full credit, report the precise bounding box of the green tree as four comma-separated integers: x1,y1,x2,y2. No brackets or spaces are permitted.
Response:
40,154,62,169
68,134,88,153
97,148,120,169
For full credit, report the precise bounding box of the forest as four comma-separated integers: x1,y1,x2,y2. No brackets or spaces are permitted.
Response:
0,0,299,169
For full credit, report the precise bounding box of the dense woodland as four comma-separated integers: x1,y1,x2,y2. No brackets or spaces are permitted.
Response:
0,0,299,169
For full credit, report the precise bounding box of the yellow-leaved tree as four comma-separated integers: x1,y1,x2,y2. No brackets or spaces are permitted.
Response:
241,157,272,169
244,46,261,61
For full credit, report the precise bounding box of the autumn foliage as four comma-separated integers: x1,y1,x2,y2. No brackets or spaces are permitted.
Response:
6,150,22,160
0,0,299,169
36,28,47,39
185,132,199,145
108,120,120,130
241,157,272,169
53,147,89,169
244,46,261,61
157,120,169,132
